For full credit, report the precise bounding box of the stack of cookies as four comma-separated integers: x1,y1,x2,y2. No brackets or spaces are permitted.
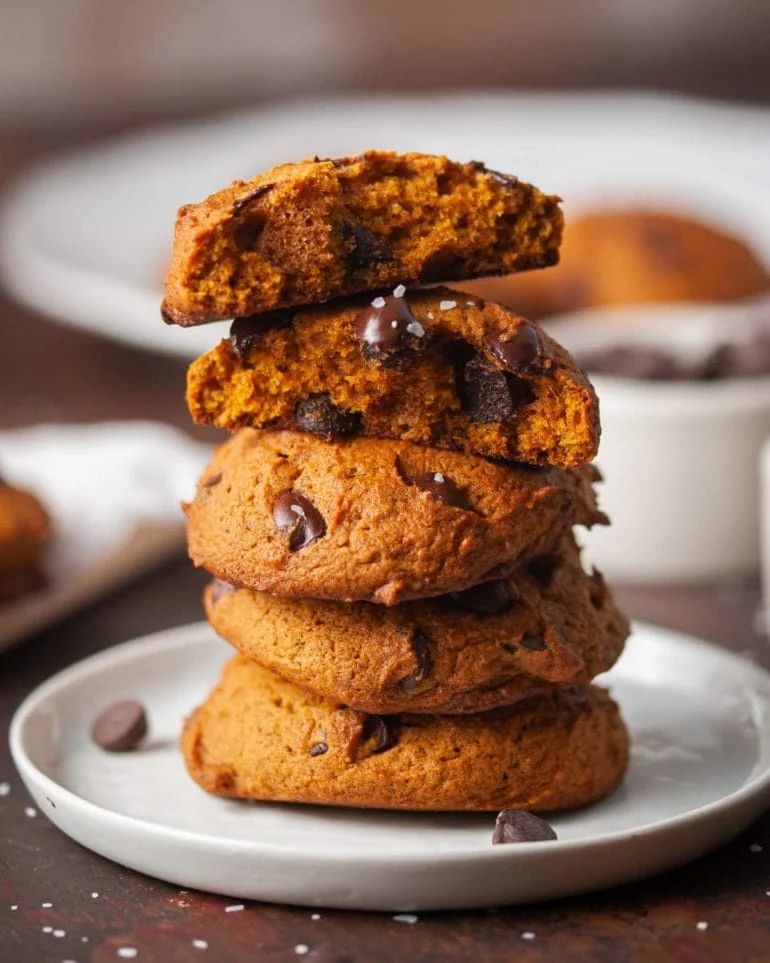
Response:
162,152,630,812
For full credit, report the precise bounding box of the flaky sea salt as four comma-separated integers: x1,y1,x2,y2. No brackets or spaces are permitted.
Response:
371,296,386,308
439,300,457,311
393,284,407,298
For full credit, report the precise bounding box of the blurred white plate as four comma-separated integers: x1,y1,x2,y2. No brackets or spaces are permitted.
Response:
10,620,770,910
1,91,769,359
0,422,208,651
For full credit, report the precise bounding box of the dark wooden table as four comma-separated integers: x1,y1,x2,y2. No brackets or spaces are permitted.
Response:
1,131,769,963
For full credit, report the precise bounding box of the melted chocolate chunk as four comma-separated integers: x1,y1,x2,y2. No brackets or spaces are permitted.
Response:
525,554,558,588
295,393,361,440
485,322,540,372
397,628,434,693
231,182,273,215
521,635,547,651
273,491,326,551
91,700,148,752
342,223,393,270
309,741,329,757
354,295,425,364
361,714,401,755
396,460,472,510
449,580,514,616
458,355,535,423
492,809,557,845
210,578,235,603
230,311,293,360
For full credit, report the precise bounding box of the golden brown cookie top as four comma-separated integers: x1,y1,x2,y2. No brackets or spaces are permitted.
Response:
162,151,562,325
187,285,599,467
205,533,628,715
185,429,607,605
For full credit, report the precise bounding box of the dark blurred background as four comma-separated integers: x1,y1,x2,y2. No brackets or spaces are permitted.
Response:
3,0,770,138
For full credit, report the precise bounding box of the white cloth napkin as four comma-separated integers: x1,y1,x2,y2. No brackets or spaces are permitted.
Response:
0,421,211,650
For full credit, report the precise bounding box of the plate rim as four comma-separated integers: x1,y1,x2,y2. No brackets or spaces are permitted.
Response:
10,618,770,867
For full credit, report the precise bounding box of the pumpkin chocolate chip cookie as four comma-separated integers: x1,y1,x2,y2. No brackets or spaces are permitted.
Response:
161,151,563,325
187,286,599,467
181,657,629,811
204,534,628,715
185,429,607,605
0,478,50,603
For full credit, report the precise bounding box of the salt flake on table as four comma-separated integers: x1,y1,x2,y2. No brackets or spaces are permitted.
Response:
696,921,709,931
294,945,309,956
521,931,536,940
192,939,208,950
749,843,764,853
393,913,418,924
24,806,37,817
0,781,10,796
224,904,244,913
117,949,139,959
42,901,53,907
53,929,65,937
311,913,321,921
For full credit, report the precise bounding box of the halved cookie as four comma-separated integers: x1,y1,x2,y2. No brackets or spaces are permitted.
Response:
162,151,562,325
187,286,599,467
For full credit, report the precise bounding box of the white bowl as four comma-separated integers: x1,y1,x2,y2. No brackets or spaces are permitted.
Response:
547,299,770,583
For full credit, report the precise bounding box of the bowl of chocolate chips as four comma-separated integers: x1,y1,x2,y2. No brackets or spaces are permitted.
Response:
545,298,770,583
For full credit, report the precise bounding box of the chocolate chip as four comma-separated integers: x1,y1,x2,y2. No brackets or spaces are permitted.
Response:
231,182,273,215
273,491,326,551
210,578,235,603
486,168,519,188
361,714,401,755
458,355,535,423
521,635,547,651
492,810,557,844
525,555,558,588
396,460,472,510
230,311,293,360
397,629,434,693
449,580,514,615
91,700,148,752
295,394,361,440
309,742,328,757
485,322,541,372
342,223,393,270
354,295,425,364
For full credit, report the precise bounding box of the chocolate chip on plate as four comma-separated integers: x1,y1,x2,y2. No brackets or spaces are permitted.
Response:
485,322,541,372
459,355,535,423
91,700,148,752
449,580,514,616
273,491,326,551
354,294,425,363
397,628,434,693
492,809,557,844
295,393,361,440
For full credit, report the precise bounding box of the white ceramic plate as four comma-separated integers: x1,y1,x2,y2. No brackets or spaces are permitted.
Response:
1,91,769,359
10,621,770,911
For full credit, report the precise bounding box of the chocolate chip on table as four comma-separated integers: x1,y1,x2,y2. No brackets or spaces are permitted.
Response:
229,311,293,360
397,629,434,693
354,294,426,364
91,700,148,752
521,635,547,651
485,322,541,372
295,393,361,440
309,741,329,757
361,714,401,755
449,580,514,616
492,809,557,844
459,355,535,423
273,491,326,551
342,223,393,270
